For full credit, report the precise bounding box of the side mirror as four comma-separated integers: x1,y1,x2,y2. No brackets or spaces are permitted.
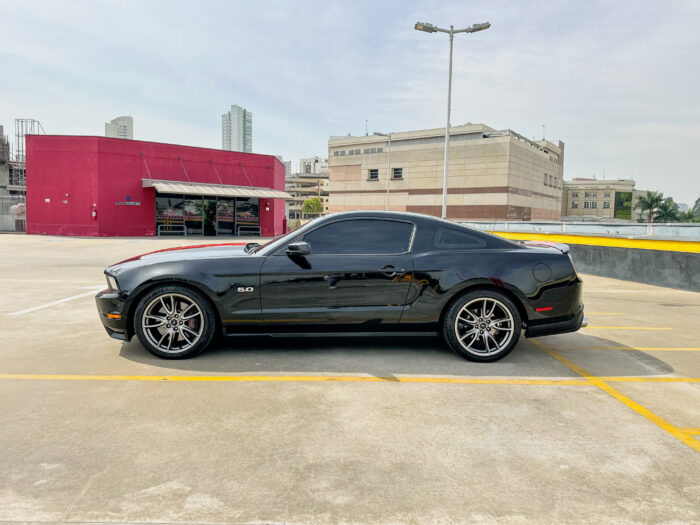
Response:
244,242,260,254
286,241,311,256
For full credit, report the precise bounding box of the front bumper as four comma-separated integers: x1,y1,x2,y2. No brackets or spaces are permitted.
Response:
524,304,586,338
95,289,129,341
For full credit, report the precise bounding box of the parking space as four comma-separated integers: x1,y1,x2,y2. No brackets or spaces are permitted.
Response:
1,234,699,522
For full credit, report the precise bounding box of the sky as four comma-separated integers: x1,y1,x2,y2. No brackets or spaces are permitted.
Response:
1,0,699,202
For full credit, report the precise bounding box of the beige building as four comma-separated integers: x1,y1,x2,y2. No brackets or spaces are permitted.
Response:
562,178,646,221
286,173,329,220
328,124,564,220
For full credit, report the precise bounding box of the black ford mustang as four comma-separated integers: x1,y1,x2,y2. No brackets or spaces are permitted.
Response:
96,211,586,361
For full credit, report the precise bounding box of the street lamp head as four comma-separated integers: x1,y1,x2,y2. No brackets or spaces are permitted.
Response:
415,21,437,33
373,131,389,137
467,22,491,33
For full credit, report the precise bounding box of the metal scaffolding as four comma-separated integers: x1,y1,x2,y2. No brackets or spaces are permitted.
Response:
14,118,45,163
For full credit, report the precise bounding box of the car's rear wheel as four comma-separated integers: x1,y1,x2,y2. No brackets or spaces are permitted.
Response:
443,290,522,362
134,285,216,359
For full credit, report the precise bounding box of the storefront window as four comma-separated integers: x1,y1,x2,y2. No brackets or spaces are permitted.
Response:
155,194,184,235
184,197,203,235
217,198,235,235
235,198,260,234
156,193,260,236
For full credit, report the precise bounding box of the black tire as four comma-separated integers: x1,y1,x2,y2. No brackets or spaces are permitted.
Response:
442,289,522,362
134,285,217,359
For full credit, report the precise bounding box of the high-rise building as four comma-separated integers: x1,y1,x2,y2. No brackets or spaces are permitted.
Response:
105,116,133,140
222,105,252,153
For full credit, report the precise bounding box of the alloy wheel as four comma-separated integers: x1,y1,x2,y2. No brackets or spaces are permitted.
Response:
454,297,515,356
141,293,204,353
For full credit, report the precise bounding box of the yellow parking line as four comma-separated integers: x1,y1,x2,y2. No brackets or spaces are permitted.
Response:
601,377,700,383
575,347,700,352
0,373,591,386
582,326,672,330
531,339,700,454
678,428,700,434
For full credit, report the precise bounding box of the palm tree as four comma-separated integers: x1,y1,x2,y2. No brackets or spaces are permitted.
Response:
677,210,698,223
635,191,664,223
653,199,679,223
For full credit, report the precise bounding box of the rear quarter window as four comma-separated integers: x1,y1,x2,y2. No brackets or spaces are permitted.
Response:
434,227,486,250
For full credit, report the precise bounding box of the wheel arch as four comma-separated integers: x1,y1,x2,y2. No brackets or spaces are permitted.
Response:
124,279,222,341
438,283,529,331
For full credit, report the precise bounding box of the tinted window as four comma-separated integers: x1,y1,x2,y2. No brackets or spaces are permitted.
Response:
303,219,413,255
434,228,485,249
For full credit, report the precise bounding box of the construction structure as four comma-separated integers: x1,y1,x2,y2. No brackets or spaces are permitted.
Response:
14,119,45,163
328,124,564,221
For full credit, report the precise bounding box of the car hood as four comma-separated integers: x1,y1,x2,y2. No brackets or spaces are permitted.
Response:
107,243,250,275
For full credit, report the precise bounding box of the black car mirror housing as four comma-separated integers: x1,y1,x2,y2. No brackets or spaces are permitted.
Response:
286,241,311,257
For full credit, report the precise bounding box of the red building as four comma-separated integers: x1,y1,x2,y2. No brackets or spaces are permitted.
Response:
25,135,289,237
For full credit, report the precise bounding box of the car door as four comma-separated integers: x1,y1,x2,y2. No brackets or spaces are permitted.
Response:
259,218,415,331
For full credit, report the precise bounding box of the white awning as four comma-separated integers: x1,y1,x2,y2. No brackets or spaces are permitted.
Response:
142,179,292,200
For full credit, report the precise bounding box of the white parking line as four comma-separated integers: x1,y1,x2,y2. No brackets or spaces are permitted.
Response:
9,286,104,316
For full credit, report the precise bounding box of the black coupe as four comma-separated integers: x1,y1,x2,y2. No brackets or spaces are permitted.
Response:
96,211,586,361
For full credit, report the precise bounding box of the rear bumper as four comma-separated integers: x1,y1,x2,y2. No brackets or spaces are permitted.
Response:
95,289,129,340
524,304,586,338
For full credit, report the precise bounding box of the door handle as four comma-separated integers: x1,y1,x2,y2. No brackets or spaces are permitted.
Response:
378,266,406,277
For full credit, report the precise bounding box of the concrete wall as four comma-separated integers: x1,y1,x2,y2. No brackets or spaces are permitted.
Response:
568,244,700,292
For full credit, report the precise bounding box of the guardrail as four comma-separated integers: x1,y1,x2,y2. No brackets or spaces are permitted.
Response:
157,224,186,236
237,225,261,236
459,221,700,241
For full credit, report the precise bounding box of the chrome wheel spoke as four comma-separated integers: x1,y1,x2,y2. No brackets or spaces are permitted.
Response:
182,311,201,321
486,332,500,351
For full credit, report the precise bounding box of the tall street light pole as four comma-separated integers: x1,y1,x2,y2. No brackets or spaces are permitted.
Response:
373,131,392,210
415,21,490,219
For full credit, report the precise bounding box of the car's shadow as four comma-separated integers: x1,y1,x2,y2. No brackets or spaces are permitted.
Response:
118,332,673,378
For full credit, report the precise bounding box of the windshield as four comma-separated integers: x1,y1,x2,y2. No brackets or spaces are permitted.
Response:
254,217,324,255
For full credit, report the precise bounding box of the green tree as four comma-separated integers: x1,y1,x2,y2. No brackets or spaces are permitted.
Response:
653,198,679,222
692,197,700,216
677,210,698,223
635,190,664,223
301,197,324,217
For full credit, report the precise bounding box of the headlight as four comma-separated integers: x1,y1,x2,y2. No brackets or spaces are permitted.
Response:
106,274,119,292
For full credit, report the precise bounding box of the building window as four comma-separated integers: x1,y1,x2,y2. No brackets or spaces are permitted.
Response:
571,202,578,209
370,148,377,153
584,201,598,209
544,174,548,186
368,169,379,180
584,192,597,198
392,168,403,180
333,150,345,156
348,150,354,155
572,192,578,198
364,148,370,154
603,201,611,209
354,149,360,155
603,192,611,198
377,147,383,153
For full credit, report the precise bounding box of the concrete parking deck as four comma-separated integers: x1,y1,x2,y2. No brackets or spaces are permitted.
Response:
1,234,699,523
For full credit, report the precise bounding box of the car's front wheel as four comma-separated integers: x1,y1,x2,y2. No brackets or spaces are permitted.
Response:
134,285,216,359
443,290,522,362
